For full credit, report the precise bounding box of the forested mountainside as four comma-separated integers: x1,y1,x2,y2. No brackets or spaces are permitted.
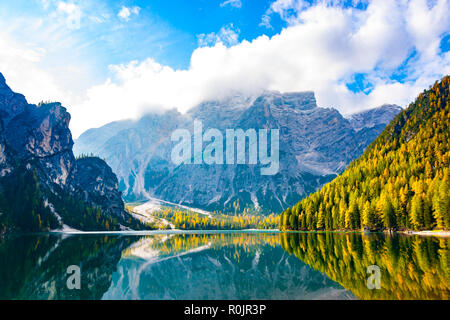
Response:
75,91,400,214
0,234,135,299
280,76,450,231
0,72,146,234
280,233,449,299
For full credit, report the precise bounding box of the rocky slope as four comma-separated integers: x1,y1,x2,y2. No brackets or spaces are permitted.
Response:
348,104,403,132
0,72,143,233
75,91,401,214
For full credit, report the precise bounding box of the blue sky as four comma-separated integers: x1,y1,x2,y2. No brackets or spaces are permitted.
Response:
1,0,286,77
0,0,449,137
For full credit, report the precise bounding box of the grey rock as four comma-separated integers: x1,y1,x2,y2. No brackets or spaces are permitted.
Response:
0,72,132,230
348,104,402,132
68,157,128,221
75,91,401,214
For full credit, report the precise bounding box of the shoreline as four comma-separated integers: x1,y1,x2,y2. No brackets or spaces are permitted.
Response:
3,228,448,237
280,229,450,237
399,230,450,237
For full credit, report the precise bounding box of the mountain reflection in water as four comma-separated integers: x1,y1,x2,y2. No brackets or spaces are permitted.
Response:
0,232,447,300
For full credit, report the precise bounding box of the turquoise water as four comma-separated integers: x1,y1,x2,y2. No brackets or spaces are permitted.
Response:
0,232,448,300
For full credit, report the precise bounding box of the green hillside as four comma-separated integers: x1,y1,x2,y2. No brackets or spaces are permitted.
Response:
280,76,450,231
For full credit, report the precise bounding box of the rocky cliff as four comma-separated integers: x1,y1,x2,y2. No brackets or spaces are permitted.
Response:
0,72,143,233
75,90,401,214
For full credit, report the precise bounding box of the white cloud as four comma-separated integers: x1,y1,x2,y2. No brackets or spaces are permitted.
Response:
117,6,140,22
40,0,51,10
220,0,242,8
0,33,67,104
0,2,101,106
405,0,449,59
68,0,450,137
197,24,240,47
0,0,176,119
260,0,309,28
57,1,82,29
259,14,271,28
1,1,448,138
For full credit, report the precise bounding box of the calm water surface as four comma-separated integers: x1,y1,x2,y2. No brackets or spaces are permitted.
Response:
0,232,448,300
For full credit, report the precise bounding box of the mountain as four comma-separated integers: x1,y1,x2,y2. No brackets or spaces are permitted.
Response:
0,72,145,234
348,104,403,132
103,234,353,299
75,91,401,214
280,232,449,299
0,234,134,299
280,76,450,231
347,104,403,152
0,233,353,299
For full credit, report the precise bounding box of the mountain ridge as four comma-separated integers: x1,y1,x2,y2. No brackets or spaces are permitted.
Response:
75,90,401,214
0,72,146,233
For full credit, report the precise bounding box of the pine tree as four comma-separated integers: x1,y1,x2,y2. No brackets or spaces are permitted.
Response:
362,201,375,229
381,194,396,229
317,203,325,230
410,194,424,230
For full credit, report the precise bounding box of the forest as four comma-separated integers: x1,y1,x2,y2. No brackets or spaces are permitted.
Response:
142,206,280,230
0,165,148,233
280,232,449,299
280,76,449,231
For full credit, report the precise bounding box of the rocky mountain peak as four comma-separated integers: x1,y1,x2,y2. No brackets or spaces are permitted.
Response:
74,90,401,214
0,72,142,232
348,104,402,132
256,90,317,111
0,72,27,126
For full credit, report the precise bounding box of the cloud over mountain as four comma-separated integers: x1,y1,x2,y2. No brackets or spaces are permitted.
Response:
68,0,449,137
0,1,448,138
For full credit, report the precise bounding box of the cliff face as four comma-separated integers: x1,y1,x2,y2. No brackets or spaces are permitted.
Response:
75,90,401,214
348,104,403,132
67,157,128,221
0,72,140,233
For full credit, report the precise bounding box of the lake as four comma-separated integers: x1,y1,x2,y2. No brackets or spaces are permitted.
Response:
0,231,448,300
